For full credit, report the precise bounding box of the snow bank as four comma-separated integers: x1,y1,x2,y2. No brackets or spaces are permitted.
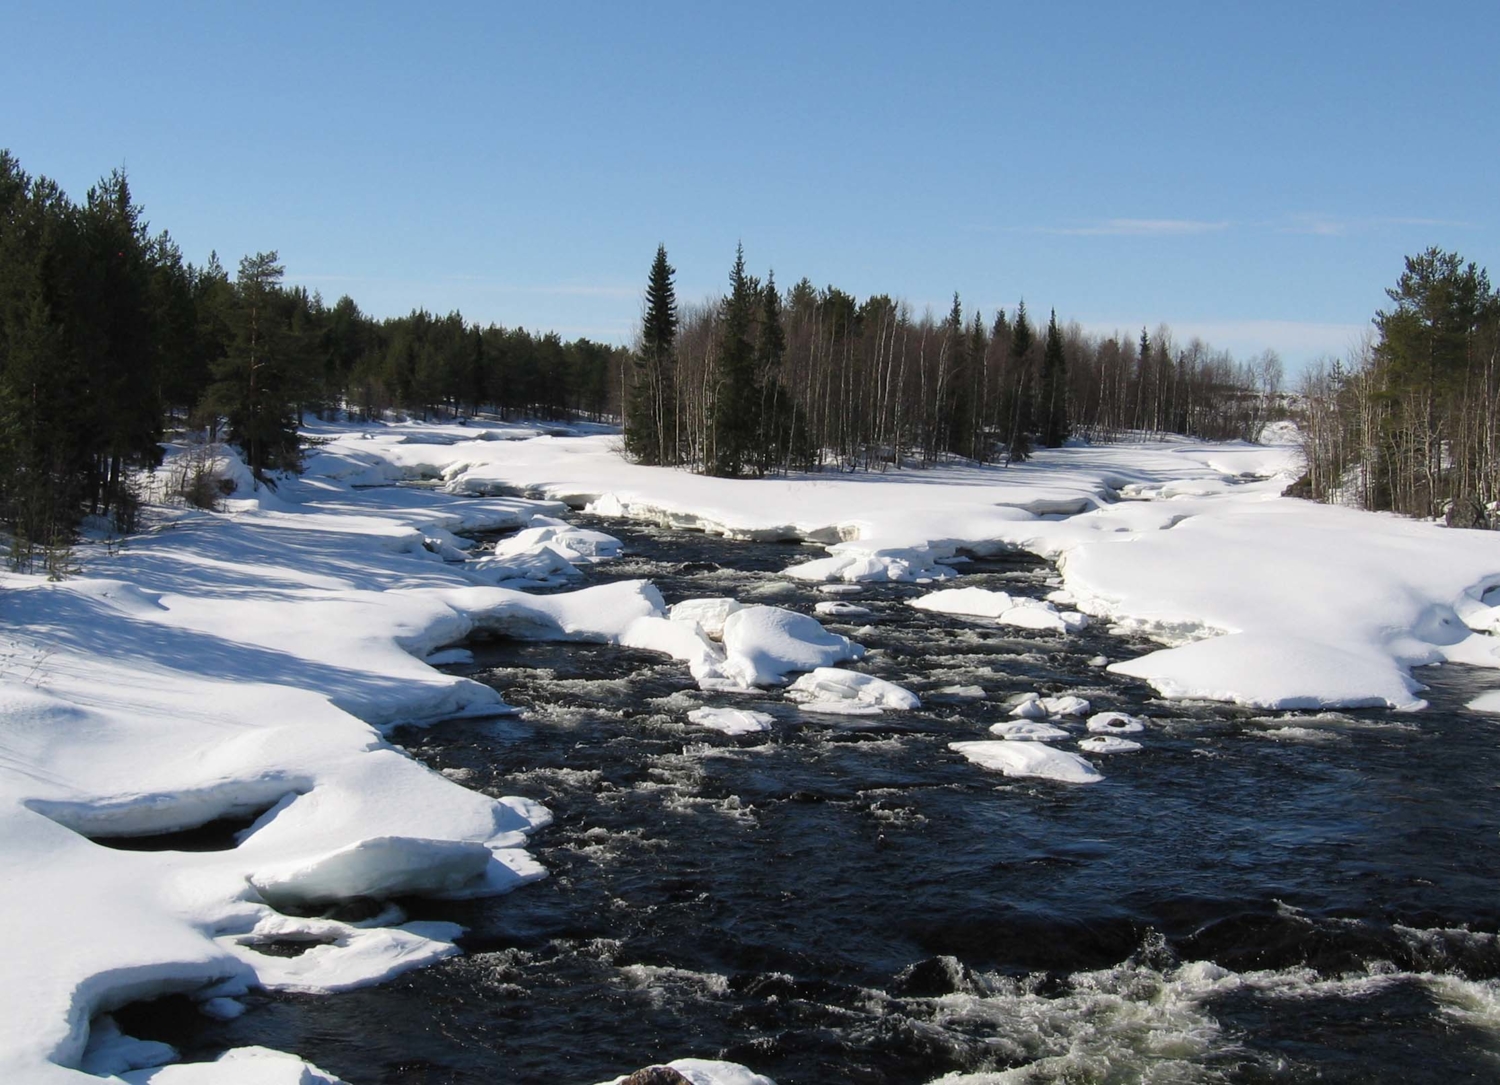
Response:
949,741,1104,784
314,420,1500,712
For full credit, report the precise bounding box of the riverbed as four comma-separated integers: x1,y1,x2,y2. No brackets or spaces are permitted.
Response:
127,515,1500,1084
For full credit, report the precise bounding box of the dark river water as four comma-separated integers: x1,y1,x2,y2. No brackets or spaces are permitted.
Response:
133,515,1500,1084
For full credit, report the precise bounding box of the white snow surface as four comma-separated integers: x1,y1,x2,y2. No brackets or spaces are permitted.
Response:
785,668,920,714
13,415,1500,1080
686,708,775,735
949,741,1105,784
308,419,1500,711
910,587,1088,633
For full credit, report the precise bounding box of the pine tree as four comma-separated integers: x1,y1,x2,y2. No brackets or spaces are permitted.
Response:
626,244,678,464
1039,309,1069,447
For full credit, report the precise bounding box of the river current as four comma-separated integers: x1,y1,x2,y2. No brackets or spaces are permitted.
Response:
134,515,1500,1083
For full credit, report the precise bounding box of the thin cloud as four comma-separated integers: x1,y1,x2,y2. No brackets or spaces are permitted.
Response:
1276,214,1476,237
1027,218,1231,237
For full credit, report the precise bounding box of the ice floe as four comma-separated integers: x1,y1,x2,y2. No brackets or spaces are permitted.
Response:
988,720,1071,741
686,708,775,735
1009,692,1092,719
785,668,920,715
1078,736,1143,753
1087,711,1147,734
910,586,1088,633
949,741,1104,783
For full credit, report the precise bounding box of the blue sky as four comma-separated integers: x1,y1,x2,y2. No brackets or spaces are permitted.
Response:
4,1,1494,371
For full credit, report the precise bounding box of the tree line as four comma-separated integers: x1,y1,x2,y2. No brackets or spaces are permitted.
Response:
1295,247,1500,527
0,151,630,561
625,243,1279,475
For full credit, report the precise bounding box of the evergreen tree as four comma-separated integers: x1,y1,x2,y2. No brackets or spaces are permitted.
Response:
205,252,301,482
626,243,678,464
711,243,760,476
755,270,790,475
1039,309,1069,447
1004,301,1036,461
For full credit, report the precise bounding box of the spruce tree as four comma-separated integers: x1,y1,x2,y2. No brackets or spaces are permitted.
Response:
712,243,759,476
755,270,788,475
627,244,678,464
1039,309,1069,447
205,252,301,483
1005,301,1036,462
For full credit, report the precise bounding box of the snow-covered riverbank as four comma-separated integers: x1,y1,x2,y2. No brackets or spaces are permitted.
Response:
5,417,1500,1083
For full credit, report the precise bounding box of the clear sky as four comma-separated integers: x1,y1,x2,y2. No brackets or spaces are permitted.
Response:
4,1,1495,371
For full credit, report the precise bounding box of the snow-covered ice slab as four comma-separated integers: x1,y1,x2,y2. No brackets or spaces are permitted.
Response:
911,587,1088,633
596,1059,778,1085
1079,735,1143,753
785,668,919,714
949,741,1104,784
1009,693,1092,719
988,721,1070,742
687,708,775,735
1087,712,1147,734
720,606,863,688
785,543,958,584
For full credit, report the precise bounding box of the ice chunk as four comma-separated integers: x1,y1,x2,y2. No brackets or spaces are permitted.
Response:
1008,693,1090,719
687,708,774,735
720,606,863,687
423,648,474,666
596,1059,778,1085
814,600,872,618
910,587,1086,633
1079,735,1143,753
988,720,1070,741
784,545,958,583
198,997,247,1021
785,667,920,713
1467,691,1500,713
949,741,1104,783
990,726,1074,741
668,597,744,639
1087,711,1146,734
248,836,493,907
81,1015,177,1076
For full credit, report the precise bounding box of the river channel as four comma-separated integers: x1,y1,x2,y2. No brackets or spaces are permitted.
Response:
133,514,1500,1083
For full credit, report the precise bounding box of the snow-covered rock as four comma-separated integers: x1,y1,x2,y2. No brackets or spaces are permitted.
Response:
1087,712,1147,734
1078,736,1143,753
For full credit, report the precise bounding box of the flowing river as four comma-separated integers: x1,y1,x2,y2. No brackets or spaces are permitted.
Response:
126,515,1500,1083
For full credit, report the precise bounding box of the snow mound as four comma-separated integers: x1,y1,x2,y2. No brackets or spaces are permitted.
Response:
785,668,920,714
668,597,743,639
910,587,1088,633
1079,736,1143,753
1009,693,1091,719
988,721,1070,742
720,606,863,688
784,544,958,584
1087,712,1147,734
687,708,774,735
949,741,1104,783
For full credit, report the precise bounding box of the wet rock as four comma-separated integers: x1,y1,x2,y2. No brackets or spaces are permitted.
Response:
622,1067,692,1085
